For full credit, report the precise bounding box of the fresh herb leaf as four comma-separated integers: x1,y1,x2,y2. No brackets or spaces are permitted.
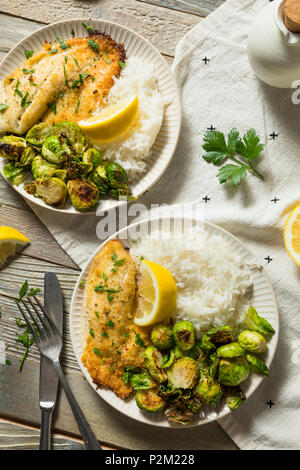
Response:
103,273,108,282
64,55,68,63
235,129,264,161
104,58,111,64
95,311,99,318
72,56,79,67
106,320,114,327
90,328,95,337
19,281,28,300
47,102,57,114
27,287,41,297
93,347,102,357
82,22,94,34
25,50,34,59
102,331,109,338
8,78,15,83
22,68,34,75
94,284,104,293
57,37,70,50
134,330,145,347
0,103,9,112
63,65,69,88
118,61,126,69
114,258,126,267
71,28,75,37
111,268,117,272
116,350,121,355
48,49,58,54
74,99,80,113
217,164,247,187
88,38,100,54
79,280,85,289
111,253,117,261
71,72,87,89
21,91,31,108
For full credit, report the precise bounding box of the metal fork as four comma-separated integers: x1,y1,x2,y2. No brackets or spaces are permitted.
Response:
16,296,102,450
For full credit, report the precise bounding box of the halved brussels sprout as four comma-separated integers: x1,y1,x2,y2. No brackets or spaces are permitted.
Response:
3,162,28,185
238,330,266,354
200,326,234,352
181,390,203,413
224,386,246,410
135,388,165,412
167,357,199,389
35,177,67,207
218,356,250,387
67,178,99,211
164,402,196,425
31,155,58,180
18,147,36,167
90,165,110,196
158,384,182,400
143,346,168,383
246,353,269,376
151,323,173,350
82,148,103,167
0,136,26,160
217,342,245,358
106,161,128,189
63,160,85,180
172,321,195,351
161,349,175,368
244,307,275,337
195,370,223,406
53,169,67,182
42,135,69,164
123,367,157,390
26,123,51,147
49,121,86,155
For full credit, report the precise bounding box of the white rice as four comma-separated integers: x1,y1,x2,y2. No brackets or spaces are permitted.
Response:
131,229,253,335
96,56,164,178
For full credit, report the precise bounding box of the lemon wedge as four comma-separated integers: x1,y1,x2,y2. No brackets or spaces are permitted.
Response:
134,260,177,326
284,204,300,265
78,95,139,144
0,226,30,268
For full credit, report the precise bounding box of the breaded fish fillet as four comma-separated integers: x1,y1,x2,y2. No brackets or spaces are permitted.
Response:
82,240,150,400
0,32,126,135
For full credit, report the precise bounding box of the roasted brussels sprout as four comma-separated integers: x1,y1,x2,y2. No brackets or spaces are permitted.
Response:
82,148,103,167
244,307,275,337
181,390,203,413
246,353,269,377
195,370,222,406
90,165,110,196
238,330,266,354
200,326,234,352
26,123,51,147
64,160,84,180
31,155,58,180
110,187,134,200
106,161,128,189
35,177,67,206
0,136,26,160
224,386,246,410
135,388,165,412
172,321,195,351
53,169,67,182
143,346,167,383
158,384,182,400
218,356,250,387
161,349,175,368
3,162,28,185
49,121,86,155
67,178,99,211
164,402,196,425
151,323,173,350
122,366,157,390
18,147,36,167
167,357,199,389
42,135,69,164
217,342,245,358
189,341,203,360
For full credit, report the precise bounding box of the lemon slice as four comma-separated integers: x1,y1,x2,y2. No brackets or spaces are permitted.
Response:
0,226,30,268
78,95,139,144
284,204,300,265
134,260,177,326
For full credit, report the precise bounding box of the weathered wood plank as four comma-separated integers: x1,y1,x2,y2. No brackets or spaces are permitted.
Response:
0,203,80,269
0,418,85,450
0,357,238,449
0,0,200,57
138,0,225,17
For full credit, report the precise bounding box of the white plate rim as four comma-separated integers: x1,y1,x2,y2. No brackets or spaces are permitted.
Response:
69,216,279,428
0,18,181,215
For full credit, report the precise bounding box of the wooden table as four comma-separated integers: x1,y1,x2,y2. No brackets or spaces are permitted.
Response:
0,0,238,450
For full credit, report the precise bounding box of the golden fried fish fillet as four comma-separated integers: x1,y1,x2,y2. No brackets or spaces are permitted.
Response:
81,240,150,400
0,32,126,135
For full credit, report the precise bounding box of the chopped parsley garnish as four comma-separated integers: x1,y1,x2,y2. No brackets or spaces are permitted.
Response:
74,99,80,113
90,328,95,338
63,65,69,88
71,72,87,89
79,280,85,289
25,49,34,59
8,78,15,83
82,22,94,34
124,333,129,338
134,330,145,347
111,268,117,273
71,28,75,37
111,253,117,261
27,287,41,296
57,37,70,50
93,348,102,357
118,61,126,69
106,288,121,303
72,56,79,67
64,55,68,63
48,49,58,54
22,68,34,75
116,350,121,355
103,273,108,282
47,102,57,115
95,311,99,318
94,284,105,293
21,91,31,108
106,320,115,327
0,104,9,112
114,258,126,267
104,58,111,64
101,331,109,338
14,80,23,98
88,38,100,54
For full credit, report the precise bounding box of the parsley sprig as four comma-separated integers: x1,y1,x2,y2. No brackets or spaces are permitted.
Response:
202,128,264,186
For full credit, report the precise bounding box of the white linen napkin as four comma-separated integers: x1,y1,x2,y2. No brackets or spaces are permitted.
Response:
28,0,300,449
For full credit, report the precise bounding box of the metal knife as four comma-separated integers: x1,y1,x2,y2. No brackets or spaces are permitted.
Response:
39,272,63,450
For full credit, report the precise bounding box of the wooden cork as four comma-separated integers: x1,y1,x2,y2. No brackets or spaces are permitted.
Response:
283,0,300,33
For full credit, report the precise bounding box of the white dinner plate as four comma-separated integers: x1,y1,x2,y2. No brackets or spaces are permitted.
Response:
70,216,279,428
0,19,181,214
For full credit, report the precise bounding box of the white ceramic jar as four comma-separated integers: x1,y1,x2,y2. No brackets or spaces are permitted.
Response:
247,0,300,88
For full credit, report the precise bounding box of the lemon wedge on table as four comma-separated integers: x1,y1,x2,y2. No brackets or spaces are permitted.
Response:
284,204,300,265
0,226,30,268
78,95,139,144
134,260,177,326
